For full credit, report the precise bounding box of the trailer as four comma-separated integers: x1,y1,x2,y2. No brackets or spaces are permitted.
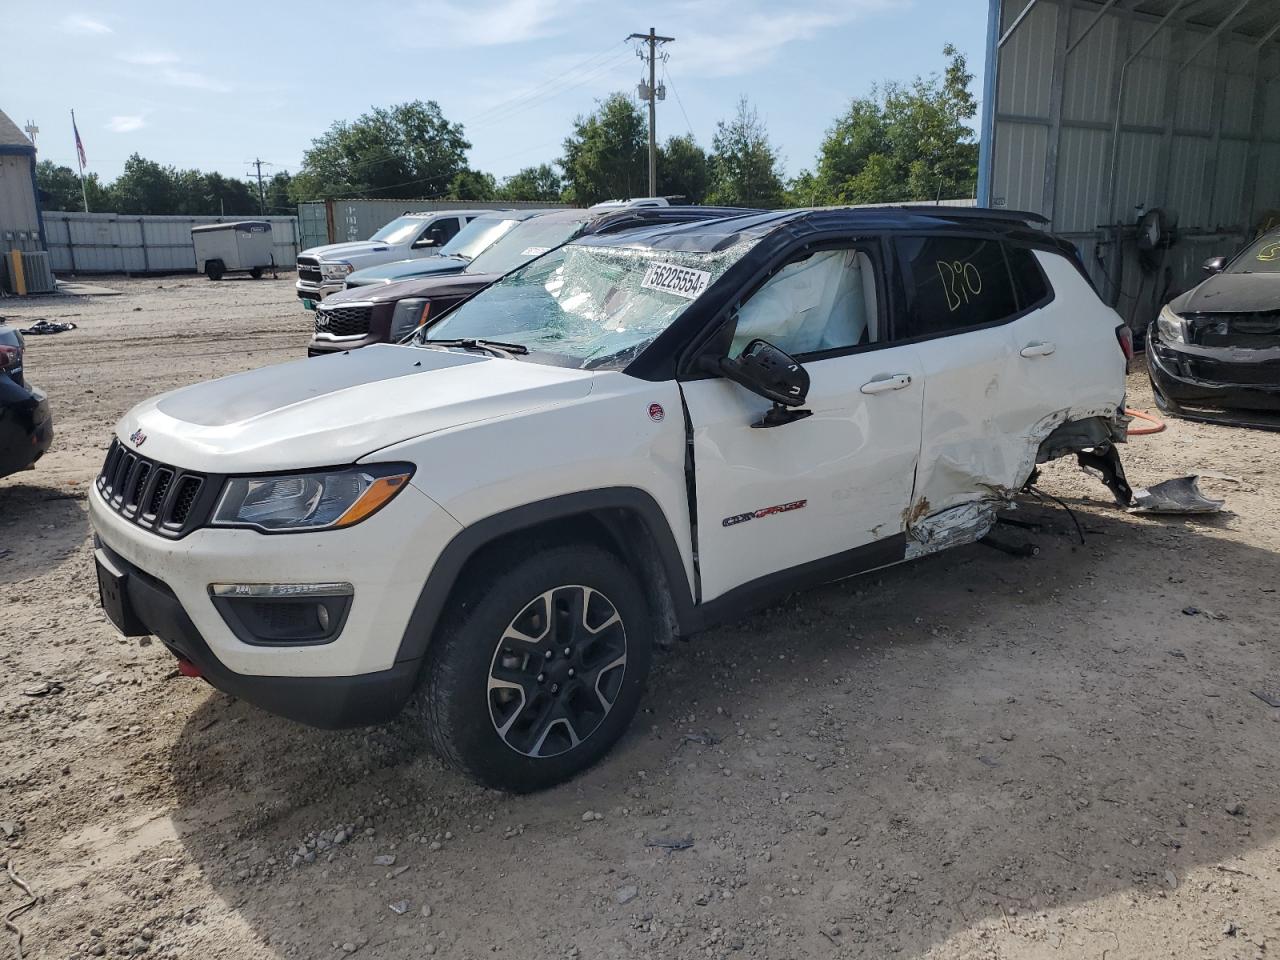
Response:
191,220,277,280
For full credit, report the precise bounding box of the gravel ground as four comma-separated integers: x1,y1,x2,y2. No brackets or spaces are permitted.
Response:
1,275,1278,960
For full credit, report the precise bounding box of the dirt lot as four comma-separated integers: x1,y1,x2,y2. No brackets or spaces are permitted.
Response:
2,275,1278,960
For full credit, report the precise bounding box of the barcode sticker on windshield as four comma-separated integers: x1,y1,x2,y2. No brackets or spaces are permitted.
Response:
520,246,552,257
641,263,712,299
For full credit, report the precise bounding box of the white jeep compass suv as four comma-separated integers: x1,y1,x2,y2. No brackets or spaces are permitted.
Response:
90,208,1133,792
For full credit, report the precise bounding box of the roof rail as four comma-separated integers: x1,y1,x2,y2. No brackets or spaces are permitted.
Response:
888,205,1050,226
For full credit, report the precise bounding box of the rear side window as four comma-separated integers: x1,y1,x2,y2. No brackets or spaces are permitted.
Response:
896,236,1019,337
1005,244,1051,309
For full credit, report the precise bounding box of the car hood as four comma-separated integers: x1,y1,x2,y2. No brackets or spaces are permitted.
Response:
118,345,595,473
344,256,469,287
326,272,503,306
299,241,441,264
1172,273,1280,315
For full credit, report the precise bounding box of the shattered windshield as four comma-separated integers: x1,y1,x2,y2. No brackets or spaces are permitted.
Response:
419,239,757,369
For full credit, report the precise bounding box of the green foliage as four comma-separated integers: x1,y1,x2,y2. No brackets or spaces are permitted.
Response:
498,164,563,202
559,93,647,205
804,45,978,205
291,101,471,200
657,134,711,204
36,156,259,215
707,97,787,208
264,171,294,215
449,169,498,201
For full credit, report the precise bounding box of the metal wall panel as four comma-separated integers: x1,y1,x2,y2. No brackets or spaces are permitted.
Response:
1065,10,1120,123
1054,126,1109,232
998,0,1059,118
42,213,300,275
993,121,1049,214
0,154,42,253
1210,139,1249,228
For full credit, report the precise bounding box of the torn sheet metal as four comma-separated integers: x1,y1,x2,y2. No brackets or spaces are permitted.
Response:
905,499,1001,559
1128,476,1225,515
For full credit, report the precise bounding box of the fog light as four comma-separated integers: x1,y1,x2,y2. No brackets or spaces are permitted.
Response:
208,583,353,646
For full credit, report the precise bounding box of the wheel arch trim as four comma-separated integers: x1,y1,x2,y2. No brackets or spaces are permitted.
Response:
393,487,695,665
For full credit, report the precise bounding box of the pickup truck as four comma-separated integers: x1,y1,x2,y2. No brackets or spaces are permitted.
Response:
294,209,496,306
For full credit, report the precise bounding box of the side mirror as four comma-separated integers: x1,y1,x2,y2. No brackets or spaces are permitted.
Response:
716,339,813,428
720,339,809,406
413,237,439,249
1202,256,1227,275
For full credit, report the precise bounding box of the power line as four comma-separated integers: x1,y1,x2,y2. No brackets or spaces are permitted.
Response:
462,40,627,127
246,158,274,214
465,49,634,131
662,63,696,139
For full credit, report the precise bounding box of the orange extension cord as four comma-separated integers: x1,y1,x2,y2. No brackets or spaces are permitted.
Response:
1125,407,1166,436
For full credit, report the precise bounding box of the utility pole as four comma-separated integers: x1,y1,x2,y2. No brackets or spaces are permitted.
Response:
627,27,673,197
23,121,38,148
248,158,272,215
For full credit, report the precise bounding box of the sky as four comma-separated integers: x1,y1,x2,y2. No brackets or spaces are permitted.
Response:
2,1,990,188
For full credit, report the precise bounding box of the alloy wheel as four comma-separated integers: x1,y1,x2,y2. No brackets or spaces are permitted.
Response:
487,585,628,758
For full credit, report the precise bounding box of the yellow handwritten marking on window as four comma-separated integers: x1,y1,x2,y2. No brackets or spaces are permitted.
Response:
936,260,983,312
1257,242,1280,263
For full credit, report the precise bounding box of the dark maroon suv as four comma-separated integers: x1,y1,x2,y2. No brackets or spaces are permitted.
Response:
307,206,758,355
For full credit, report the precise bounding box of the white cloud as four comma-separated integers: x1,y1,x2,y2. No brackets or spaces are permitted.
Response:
114,51,232,93
671,0,895,78
106,115,146,133
61,13,112,34
119,51,180,66
403,0,579,47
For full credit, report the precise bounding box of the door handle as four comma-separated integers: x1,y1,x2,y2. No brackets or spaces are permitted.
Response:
1019,341,1056,358
860,373,913,395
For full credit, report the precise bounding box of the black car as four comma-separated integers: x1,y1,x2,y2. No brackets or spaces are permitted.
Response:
307,205,760,355
0,321,53,478
1148,229,1280,429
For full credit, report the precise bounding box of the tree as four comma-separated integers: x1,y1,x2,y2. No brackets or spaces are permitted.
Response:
707,97,787,208
35,160,97,212
498,164,562,202
657,135,711,204
292,101,470,200
449,169,497,201
110,154,177,215
265,171,294,215
559,93,646,205
806,45,979,205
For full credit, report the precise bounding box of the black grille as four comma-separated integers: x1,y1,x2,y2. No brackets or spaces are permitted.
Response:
314,304,372,338
96,439,215,538
297,256,323,284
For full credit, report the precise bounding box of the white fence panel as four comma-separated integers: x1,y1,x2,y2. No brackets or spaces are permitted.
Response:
43,212,300,275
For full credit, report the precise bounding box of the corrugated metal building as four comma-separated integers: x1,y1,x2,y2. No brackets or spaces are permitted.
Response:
0,108,44,254
297,198,570,251
978,0,1280,327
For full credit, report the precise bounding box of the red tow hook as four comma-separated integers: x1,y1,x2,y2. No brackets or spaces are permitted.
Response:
176,659,203,678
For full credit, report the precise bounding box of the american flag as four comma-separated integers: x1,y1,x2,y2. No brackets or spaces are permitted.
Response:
73,114,87,168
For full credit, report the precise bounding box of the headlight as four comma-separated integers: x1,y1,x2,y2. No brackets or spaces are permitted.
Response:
1156,305,1186,344
211,463,413,533
322,261,354,279
390,298,431,342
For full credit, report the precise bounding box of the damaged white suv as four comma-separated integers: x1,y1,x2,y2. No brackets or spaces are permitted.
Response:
90,208,1133,791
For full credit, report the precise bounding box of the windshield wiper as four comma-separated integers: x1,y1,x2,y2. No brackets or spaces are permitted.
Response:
419,337,529,357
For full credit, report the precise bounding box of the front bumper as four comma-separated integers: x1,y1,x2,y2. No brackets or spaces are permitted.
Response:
96,539,418,728
1147,326,1280,425
295,278,345,302
0,380,53,478
88,477,463,724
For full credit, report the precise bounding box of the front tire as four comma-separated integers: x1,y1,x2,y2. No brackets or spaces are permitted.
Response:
417,544,652,792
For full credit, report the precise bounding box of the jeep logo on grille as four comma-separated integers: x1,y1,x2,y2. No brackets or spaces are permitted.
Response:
129,428,147,447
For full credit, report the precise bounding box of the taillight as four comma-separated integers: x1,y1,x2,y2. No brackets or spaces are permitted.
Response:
1115,324,1134,363
0,343,20,373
